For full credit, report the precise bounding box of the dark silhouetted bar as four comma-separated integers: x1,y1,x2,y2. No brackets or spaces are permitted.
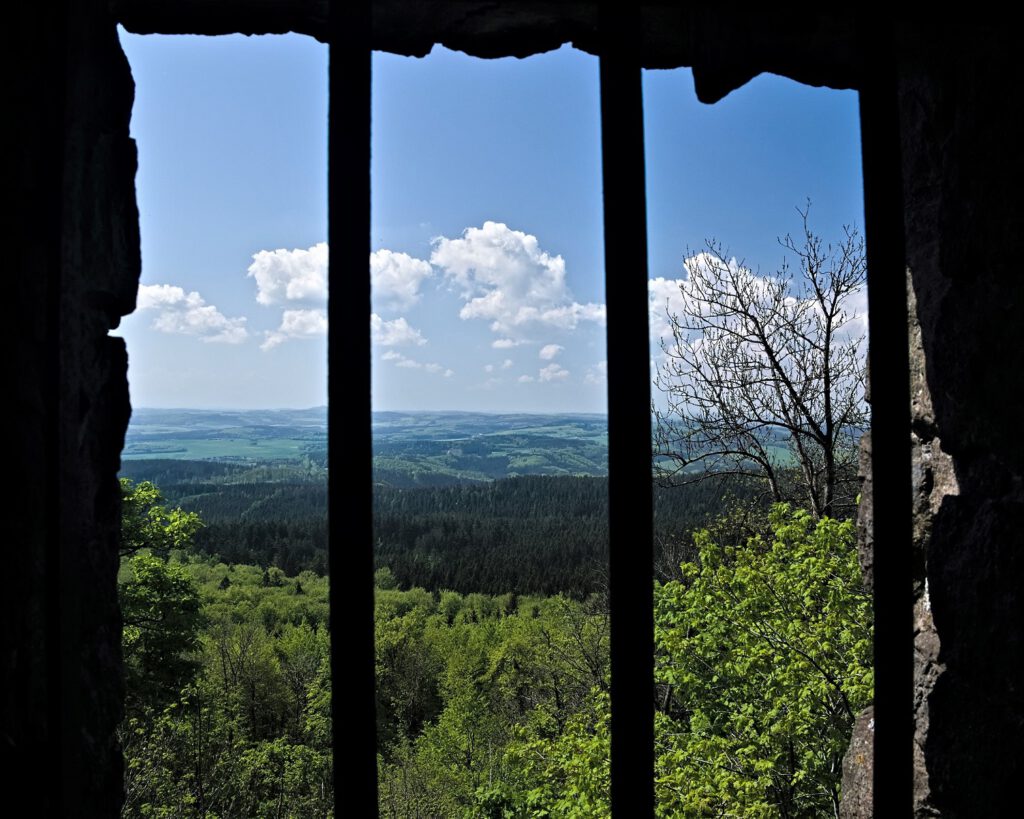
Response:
328,2,379,815
600,4,655,815
860,46,915,816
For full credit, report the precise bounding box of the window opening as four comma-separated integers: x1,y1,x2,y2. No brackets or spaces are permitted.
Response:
369,44,613,816
644,66,873,816
110,11,917,816
116,30,334,816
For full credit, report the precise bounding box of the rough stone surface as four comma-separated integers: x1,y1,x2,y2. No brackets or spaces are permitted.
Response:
10,0,138,812
115,1,862,96
840,706,875,819
840,26,1022,819
855,431,874,595
896,27,1023,817
58,3,138,812
903,273,953,816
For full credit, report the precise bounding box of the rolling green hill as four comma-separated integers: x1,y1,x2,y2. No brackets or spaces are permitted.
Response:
124,408,609,484
119,409,759,594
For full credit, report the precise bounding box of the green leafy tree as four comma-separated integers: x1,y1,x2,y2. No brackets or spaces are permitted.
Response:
375,595,443,755
119,480,204,715
492,689,611,818
654,505,873,816
120,478,203,558
233,737,333,818
120,551,335,817
121,553,204,714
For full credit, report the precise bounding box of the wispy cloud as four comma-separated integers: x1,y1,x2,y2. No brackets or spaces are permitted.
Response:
381,349,453,377
539,363,570,382
137,284,248,344
584,360,608,385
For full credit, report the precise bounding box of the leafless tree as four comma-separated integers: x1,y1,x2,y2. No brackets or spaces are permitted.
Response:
653,206,868,520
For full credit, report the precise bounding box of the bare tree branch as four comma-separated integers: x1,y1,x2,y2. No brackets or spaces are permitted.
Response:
653,206,867,519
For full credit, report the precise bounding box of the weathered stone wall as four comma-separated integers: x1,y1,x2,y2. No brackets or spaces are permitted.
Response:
905,277,950,817
896,27,1023,816
59,1,139,810
845,25,1023,817
10,0,139,812
841,705,875,817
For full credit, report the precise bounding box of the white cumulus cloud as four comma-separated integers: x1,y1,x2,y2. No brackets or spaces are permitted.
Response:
430,221,605,339
518,375,535,383
136,284,248,344
261,312,427,351
648,253,753,344
649,250,867,348
370,314,427,347
261,308,327,350
370,249,433,311
840,284,869,340
248,243,328,306
539,343,564,360
648,276,692,344
539,363,570,382
247,244,435,314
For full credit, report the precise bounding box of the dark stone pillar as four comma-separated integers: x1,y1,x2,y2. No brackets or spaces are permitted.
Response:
897,29,1024,817
10,0,139,812
844,25,1023,817
59,3,139,811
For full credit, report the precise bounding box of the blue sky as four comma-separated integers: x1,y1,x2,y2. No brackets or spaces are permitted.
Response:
115,31,863,412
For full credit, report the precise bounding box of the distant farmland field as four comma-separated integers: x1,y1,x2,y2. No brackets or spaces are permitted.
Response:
121,436,319,461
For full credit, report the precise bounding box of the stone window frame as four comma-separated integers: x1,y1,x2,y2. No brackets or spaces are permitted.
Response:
109,3,916,814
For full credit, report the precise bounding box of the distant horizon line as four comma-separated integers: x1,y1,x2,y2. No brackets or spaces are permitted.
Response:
131,405,610,416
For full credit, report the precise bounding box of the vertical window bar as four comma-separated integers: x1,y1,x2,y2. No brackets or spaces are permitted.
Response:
328,1,378,814
600,4,655,815
859,43,915,814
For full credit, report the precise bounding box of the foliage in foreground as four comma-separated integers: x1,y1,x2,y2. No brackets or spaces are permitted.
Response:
655,506,873,817
118,479,871,818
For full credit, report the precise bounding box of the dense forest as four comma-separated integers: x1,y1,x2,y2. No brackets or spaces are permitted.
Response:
119,459,755,594
119,477,871,817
